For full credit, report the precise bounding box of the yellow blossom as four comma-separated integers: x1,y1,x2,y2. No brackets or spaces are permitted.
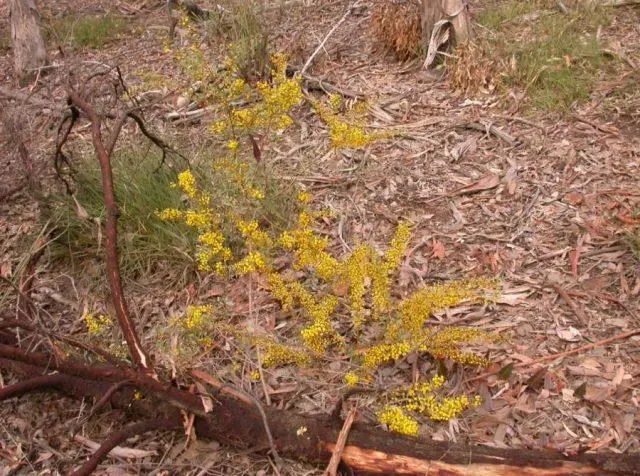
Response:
84,313,111,336
378,405,419,436
176,170,198,198
344,372,360,386
234,251,267,275
227,139,239,152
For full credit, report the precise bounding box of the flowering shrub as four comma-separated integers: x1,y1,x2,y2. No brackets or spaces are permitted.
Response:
151,16,500,434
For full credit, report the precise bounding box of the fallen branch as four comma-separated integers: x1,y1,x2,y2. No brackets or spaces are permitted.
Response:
468,328,640,383
65,92,155,376
550,283,588,326
1,343,638,475
324,407,357,476
462,121,519,146
0,374,68,400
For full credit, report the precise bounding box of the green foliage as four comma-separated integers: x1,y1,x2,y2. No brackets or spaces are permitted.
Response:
474,0,615,110
49,148,196,280
626,229,640,260
46,13,128,49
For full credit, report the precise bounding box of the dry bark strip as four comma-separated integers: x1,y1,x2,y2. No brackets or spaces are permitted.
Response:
0,339,638,475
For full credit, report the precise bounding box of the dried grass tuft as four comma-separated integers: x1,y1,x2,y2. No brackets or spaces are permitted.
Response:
370,0,422,60
445,40,502,94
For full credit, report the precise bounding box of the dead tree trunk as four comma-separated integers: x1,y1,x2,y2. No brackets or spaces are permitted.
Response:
421,0,471,45
9,0,48,86
1,340,639,475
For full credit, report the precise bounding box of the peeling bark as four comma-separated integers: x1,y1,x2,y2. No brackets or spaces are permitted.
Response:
421,0,471,45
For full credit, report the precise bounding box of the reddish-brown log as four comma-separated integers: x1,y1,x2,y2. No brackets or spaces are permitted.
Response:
1,342,638,475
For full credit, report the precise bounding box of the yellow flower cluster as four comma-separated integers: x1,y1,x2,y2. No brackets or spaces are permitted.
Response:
257,339,310,368
267,272,294,311
362,342,412,369
311,99,389,150
344,245,370,327
390,375,481,422
226,54,302,134
234,251,268,275
395,278,496,336
266,276,340,354
177,170,198,198
371,222,413,317
344,372,360,386
296,190,312,204
378,405,419,436
419,327,494,366
236,219,272,247
182,305,213,330
84,313,111,336
279,212,340,282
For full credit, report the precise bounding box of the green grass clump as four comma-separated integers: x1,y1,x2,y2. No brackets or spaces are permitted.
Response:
49,146,296,282
47,14,128,49
50,149,196,280
474,0,616,110
205,0,270,80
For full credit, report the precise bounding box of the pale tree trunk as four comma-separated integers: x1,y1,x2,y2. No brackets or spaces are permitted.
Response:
9,0,48,86
421,0,471,45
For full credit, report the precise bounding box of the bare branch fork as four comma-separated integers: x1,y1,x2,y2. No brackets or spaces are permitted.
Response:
65,91,154,376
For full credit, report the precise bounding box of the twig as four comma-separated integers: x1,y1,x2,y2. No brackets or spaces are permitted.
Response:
301,0,362,75
468,328,640,383
70,418,181,476
301,73,363,99
571,113,618,135
462,122,519,146
74,380,134,431
490,114,547,132
550,283,588,326
324,407,357,476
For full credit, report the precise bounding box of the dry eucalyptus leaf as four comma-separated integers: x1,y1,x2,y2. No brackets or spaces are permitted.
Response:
556,326,581,342
452,173,500,196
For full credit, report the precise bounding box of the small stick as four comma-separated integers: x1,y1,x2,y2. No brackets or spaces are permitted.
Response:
301,0,361,75
324,407,357,476
70,418,181,476
467,328,640,383
550,283,588,326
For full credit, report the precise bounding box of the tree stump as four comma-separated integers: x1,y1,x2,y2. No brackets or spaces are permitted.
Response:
422,0,471,46
9,0,48,86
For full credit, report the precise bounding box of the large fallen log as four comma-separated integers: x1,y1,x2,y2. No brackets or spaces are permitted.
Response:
1,338,638,475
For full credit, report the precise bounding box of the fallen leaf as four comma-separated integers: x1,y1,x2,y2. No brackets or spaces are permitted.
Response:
72,194,89,219
449,137,477,162
574,382,587,399
452,173,500,196
431,239,446,259
564,191,584,206
74,435,156,459
556,326,581,342
584,383,614,403
0,261,11,279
